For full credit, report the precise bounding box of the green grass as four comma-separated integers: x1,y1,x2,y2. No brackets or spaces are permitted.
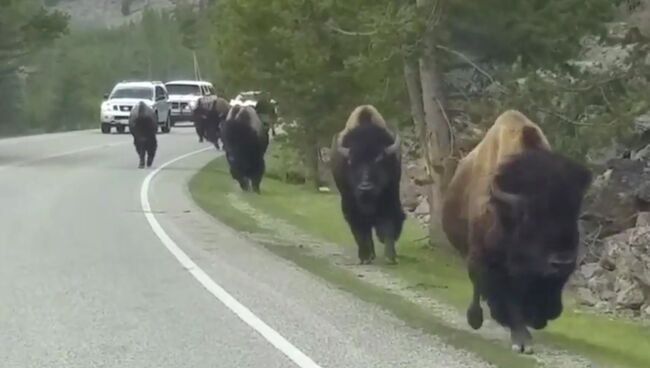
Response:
190,158,650,368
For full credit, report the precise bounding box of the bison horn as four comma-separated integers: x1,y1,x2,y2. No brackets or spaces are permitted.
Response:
490,181,521,206
337,145,350,158
384,133,400,155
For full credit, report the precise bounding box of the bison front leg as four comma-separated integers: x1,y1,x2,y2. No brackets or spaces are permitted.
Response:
195,122,204,143
466,267,484,330
351,226,375,264
507,299,533,354
376,219,398,265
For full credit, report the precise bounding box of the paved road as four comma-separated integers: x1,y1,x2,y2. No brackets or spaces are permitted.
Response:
0,128,491,368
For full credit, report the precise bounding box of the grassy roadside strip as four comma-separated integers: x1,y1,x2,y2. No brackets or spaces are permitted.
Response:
189,158,650,368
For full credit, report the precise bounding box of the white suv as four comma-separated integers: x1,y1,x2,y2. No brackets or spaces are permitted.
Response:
100,81,171,134
165,80,216,126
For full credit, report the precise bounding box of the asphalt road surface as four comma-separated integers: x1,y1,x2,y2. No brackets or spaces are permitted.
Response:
0,128,492,368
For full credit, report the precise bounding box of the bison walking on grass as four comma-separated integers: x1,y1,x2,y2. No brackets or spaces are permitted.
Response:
442,110,592,354
330,105,405,265
128,101,158,169
220,105,269,193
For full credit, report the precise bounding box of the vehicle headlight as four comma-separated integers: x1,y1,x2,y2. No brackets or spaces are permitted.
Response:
101,103,113,112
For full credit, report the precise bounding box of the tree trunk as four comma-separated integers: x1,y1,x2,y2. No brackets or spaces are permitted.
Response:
304,132,321,190
404,0,453,247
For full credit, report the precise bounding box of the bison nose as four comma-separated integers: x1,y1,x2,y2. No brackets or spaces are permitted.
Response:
357,182,375,192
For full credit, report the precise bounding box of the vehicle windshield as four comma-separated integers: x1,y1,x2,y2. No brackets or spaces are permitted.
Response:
166,84,202,96
110,87,152,100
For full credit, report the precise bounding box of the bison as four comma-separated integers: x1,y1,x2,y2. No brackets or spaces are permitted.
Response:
192,96,230,149
330,105,405,265
220,104,269,193
128,101,158,169
441,110,592,353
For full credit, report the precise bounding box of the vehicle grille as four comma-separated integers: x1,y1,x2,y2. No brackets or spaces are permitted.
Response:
119,105,132,112
171,102,179,109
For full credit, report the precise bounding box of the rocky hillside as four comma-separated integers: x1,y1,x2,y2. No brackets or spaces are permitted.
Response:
45,0,177,28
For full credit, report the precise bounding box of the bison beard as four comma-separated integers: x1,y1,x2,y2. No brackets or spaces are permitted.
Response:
128,102,158,169
331,106,405,265
220,106,269,194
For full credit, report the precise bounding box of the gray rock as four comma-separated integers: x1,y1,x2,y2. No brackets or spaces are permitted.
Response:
632,144,650,161
634,112,650,136
583,159,650,237
588,271,616,301
615,278,645,310
414,199,430,216
579,263,601,279
577,287,599,307
636,212,650,227
401,179,420,212
595,300,614,313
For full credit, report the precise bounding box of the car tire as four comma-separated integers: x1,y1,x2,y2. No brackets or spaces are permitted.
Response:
161,114,171,133
101,123,111,134
116,125,126,134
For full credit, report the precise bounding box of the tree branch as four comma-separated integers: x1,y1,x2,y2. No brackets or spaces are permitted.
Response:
324,21,377,37
435,44,496,84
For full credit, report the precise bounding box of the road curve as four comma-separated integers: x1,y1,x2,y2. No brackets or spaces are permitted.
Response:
0,128,492,367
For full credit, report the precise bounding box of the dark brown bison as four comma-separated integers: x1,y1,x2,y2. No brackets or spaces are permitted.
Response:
330,105,404,265
192,96,230,149
442,110,592,353
128,101,158,169
220,104,269,193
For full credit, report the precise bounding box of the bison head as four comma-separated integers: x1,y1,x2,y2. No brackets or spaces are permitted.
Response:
337,129,400,213
487,150,592,279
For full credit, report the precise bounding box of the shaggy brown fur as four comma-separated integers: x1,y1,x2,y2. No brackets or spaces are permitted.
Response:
442,109,591,354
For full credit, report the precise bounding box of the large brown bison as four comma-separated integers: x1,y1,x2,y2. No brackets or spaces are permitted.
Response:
128,101,158,169
330,105,404,265
442,110,592,353
220,104,269,193
192,96,230,149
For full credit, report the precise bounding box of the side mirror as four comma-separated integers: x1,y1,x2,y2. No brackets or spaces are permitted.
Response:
103,93,109,100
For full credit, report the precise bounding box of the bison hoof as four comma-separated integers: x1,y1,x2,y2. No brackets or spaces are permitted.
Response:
138,164,145,169
358,259,373,265
385,257,398,265
511,344,534,355
510,328,533,354
466,305,483,330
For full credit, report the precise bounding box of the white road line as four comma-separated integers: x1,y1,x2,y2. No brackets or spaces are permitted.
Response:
0,141,128,172
140,148,323,368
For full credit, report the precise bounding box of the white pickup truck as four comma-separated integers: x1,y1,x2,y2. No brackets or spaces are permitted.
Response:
165,80,216,126
100,81,171,134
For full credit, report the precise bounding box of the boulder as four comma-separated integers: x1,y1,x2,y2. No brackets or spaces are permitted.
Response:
414,198,430,216
587,270,616,301
401,179,420,212
635,211,650,227
615,277,645,310
577,287,599,307
582,159,650,237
